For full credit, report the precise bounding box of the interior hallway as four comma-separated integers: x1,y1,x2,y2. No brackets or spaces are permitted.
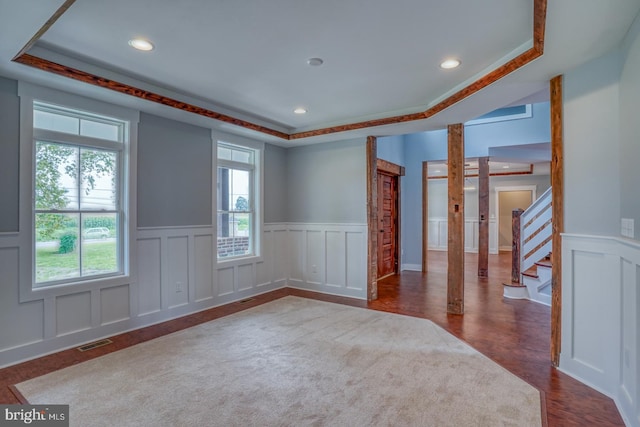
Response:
0,251,624,425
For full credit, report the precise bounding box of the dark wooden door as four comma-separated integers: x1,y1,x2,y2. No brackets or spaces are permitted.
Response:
377,172,398,278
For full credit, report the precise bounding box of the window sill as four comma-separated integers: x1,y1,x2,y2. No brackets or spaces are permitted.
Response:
215,254,263,268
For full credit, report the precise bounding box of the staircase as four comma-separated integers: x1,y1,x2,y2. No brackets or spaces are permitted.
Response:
503,187,552,305
521,255,552,306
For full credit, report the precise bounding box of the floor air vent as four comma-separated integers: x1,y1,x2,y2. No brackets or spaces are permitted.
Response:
77,339,113,352
239,298,255,304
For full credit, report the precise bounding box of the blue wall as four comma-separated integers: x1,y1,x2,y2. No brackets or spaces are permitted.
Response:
402,102,551,162
377,135,405,166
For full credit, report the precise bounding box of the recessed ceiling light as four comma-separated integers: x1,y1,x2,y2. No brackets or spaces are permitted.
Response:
440,58,461,69
128,38,154,51
307,58,324,66
294,107,308,114
502,165,510,169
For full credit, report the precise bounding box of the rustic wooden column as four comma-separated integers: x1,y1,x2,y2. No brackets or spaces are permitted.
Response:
511,208,524,283
478,157,489,278
550,75,564,367
422,161,428,272
366,136,378,301
447,124,464,314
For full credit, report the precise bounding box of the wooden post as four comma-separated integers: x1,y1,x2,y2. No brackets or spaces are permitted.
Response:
511,208,524,283
422,161,428,272
550,75,564,367
478,157,489,278
447,124,464,314
366,136,378,301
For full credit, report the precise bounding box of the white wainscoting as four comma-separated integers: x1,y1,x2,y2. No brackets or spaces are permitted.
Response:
561,234,640,427
0,250,139,367
427,218,498,254
0,223,365,367
133,225,288,322
286,223,368,300
0,225,287,368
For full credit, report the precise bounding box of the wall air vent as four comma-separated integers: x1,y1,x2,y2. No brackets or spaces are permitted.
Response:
77,339,113,352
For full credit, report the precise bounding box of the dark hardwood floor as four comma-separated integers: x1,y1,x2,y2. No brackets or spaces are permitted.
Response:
371,251,625,426
0,251,624,426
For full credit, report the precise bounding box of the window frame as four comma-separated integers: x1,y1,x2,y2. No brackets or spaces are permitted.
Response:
33,135,123,287
465,104,533,126
18,83,139,302
212,132,263,265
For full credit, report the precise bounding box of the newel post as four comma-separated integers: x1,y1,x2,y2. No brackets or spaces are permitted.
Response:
511,208,524,283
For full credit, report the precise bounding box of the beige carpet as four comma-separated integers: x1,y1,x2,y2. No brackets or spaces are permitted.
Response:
16,296,542,426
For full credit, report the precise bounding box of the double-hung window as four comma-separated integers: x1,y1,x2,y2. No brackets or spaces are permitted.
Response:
216,143,256,259
32,101,128,286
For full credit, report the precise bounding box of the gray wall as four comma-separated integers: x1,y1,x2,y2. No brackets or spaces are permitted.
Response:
0,77,19,232
137,113,212,227
620,19,640,240
563,51,621,236
286,139,366,223
264,143,287,223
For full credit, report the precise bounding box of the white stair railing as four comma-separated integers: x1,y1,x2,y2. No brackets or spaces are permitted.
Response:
520,187,552,275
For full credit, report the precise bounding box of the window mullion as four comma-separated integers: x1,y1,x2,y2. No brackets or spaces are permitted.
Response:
77,148,83,278
34,129,123,151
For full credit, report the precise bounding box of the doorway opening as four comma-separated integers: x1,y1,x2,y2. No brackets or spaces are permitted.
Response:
495,186,537,251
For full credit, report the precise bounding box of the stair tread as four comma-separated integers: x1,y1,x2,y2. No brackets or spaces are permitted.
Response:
522,267,538,278
535,259,552,268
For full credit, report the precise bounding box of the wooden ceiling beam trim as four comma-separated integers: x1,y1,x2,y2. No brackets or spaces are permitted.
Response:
11,0,546,141
12,54,291,140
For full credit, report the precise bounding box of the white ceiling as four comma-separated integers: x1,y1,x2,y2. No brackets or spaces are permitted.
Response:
0,0,639,146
